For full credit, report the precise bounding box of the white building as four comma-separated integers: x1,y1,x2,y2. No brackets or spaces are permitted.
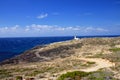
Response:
74,36,79,40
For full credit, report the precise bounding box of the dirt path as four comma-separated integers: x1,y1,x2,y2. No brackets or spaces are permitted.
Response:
43,58,115,80
79,58,115,72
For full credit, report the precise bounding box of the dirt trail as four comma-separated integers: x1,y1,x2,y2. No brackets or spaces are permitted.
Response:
79,58,115,72
43,58,115,80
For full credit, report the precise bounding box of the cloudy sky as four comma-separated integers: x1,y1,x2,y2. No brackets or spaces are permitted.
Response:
0,0,120,37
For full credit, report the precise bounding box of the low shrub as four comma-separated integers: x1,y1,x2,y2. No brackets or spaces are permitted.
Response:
87,61,96,64
57,71,90,80
16,76,23,80
57,70,117,80
109,48,120,52
0,69,12,79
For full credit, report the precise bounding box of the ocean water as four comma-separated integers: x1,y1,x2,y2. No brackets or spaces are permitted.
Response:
0,36,119,62
0,37,73,62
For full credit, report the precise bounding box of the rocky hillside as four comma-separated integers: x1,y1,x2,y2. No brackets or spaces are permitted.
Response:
0,37,120,80
0,40,83,65
1,37,120,65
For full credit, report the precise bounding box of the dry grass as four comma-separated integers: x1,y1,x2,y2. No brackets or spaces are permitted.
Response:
0,37,120,79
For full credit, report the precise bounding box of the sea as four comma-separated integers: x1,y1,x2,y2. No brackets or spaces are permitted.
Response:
0,35,119,62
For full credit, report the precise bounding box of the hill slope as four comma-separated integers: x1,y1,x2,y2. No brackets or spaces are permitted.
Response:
0,37,120,80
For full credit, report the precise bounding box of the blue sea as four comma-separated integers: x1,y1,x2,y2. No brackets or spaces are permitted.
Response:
0,35,119,62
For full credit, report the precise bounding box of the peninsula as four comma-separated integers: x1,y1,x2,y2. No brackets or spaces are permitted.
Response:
0,37,120,80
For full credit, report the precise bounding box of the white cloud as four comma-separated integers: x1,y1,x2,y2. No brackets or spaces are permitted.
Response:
0,24,109,37
0,25,108,33
84,27,108,32
37,13,48,19
10,25,19,30
0,25,19,33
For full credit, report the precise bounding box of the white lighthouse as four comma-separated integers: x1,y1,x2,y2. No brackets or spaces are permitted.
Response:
74,35,79,40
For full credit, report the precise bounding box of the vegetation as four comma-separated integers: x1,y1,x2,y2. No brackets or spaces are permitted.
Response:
0,68,35,79
25,67,54,76
87,61,96,65
109,48,120,52
57,70,117,80
88,70,116,80
16,76,23,80
90,51,120,62
0,37,120,79
26,70,42,76
88,49,120,79
57,71,90,80
0,69,12,79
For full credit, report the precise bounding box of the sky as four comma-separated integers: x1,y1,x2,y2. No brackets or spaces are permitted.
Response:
0,0,120,37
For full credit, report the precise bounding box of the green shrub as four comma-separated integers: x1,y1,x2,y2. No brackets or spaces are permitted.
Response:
57,71,117,80
16,76,23,80
57,71,90,80
87,61,96,64
109,48,120,52
0,69,12,78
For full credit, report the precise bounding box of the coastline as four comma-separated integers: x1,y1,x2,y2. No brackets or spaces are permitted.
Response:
0,37,120,79
0,36,119,62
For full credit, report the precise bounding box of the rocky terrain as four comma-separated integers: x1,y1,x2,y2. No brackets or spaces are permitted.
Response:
0,37,120,80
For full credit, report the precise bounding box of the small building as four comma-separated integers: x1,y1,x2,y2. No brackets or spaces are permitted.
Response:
74,36,79,40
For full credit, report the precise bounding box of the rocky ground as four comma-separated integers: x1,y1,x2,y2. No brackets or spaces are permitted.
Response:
0,37,120,80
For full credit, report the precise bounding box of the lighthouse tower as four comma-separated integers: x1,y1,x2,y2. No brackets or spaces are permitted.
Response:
74,35,79,40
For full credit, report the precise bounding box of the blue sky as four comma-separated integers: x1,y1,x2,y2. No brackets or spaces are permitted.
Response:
0,0,120,37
